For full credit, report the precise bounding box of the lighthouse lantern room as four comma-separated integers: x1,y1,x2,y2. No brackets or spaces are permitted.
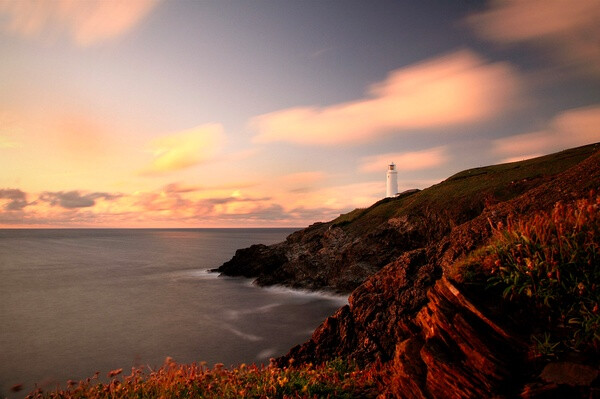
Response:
386,162,398,198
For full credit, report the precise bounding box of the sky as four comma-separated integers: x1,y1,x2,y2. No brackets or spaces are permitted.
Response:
0,0,599,228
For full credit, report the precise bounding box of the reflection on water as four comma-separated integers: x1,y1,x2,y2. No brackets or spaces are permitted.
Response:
0,229,346,397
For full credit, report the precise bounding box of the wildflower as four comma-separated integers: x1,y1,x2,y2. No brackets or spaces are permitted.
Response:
277,376,289,387
108,368,123,378
525,258,533,270
578,282,585,295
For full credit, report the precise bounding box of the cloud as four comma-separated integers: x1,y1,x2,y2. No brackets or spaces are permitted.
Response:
359,147,448,173
0,188,28,210
132,184,270,218
40,191,120,209
251,50,520,145
494,104,600,161
163,183,201,194
465,0,600,76
0,0,159,46
142,123,224,175
0,185,332,227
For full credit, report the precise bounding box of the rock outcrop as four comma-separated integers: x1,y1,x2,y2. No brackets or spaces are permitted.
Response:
215,191,426,293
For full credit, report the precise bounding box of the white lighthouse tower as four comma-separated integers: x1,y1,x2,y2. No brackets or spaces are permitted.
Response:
386,162,398,198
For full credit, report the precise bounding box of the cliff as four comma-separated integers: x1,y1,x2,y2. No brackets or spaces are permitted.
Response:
215,144,599,294
215,143,600,397
277,145,600,398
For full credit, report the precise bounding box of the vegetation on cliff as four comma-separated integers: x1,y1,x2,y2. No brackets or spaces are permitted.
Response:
453,194,600,356
25,358,377,399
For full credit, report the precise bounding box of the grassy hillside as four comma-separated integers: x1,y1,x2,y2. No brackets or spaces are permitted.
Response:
332,143,600,234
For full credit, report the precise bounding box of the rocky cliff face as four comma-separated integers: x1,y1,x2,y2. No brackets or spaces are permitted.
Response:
215,144,600,397
215,144,600,294
274,148,600,397
215,193,426,293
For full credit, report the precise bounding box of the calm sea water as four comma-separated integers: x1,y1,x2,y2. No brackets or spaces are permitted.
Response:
0,229,347,397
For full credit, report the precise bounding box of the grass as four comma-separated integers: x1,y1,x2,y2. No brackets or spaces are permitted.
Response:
25,358,377,399
453,193,600,356
331,143,600,235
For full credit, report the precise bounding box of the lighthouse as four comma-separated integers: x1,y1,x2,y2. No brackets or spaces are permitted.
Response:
386,162,398,198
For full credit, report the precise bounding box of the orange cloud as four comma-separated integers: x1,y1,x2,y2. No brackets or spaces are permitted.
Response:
142,123,224,175
0,0,159,46
251,50,520,145
466,0,600,76
2,177,452,227
494,105,600,162
359,147,448,173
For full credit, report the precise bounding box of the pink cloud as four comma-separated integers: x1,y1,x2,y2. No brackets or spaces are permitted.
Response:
465,0,600,76
251,50,520,145
494,104,600,161
359,147,448,173
0,0,159,46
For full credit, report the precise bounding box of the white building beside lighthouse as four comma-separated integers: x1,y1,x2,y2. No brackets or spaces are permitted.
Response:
386,162,398,198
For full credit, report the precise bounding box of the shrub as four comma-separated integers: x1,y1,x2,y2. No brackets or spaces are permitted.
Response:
459,194,600,354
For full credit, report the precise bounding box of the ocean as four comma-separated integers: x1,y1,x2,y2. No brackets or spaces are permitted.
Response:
0,228,347,397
